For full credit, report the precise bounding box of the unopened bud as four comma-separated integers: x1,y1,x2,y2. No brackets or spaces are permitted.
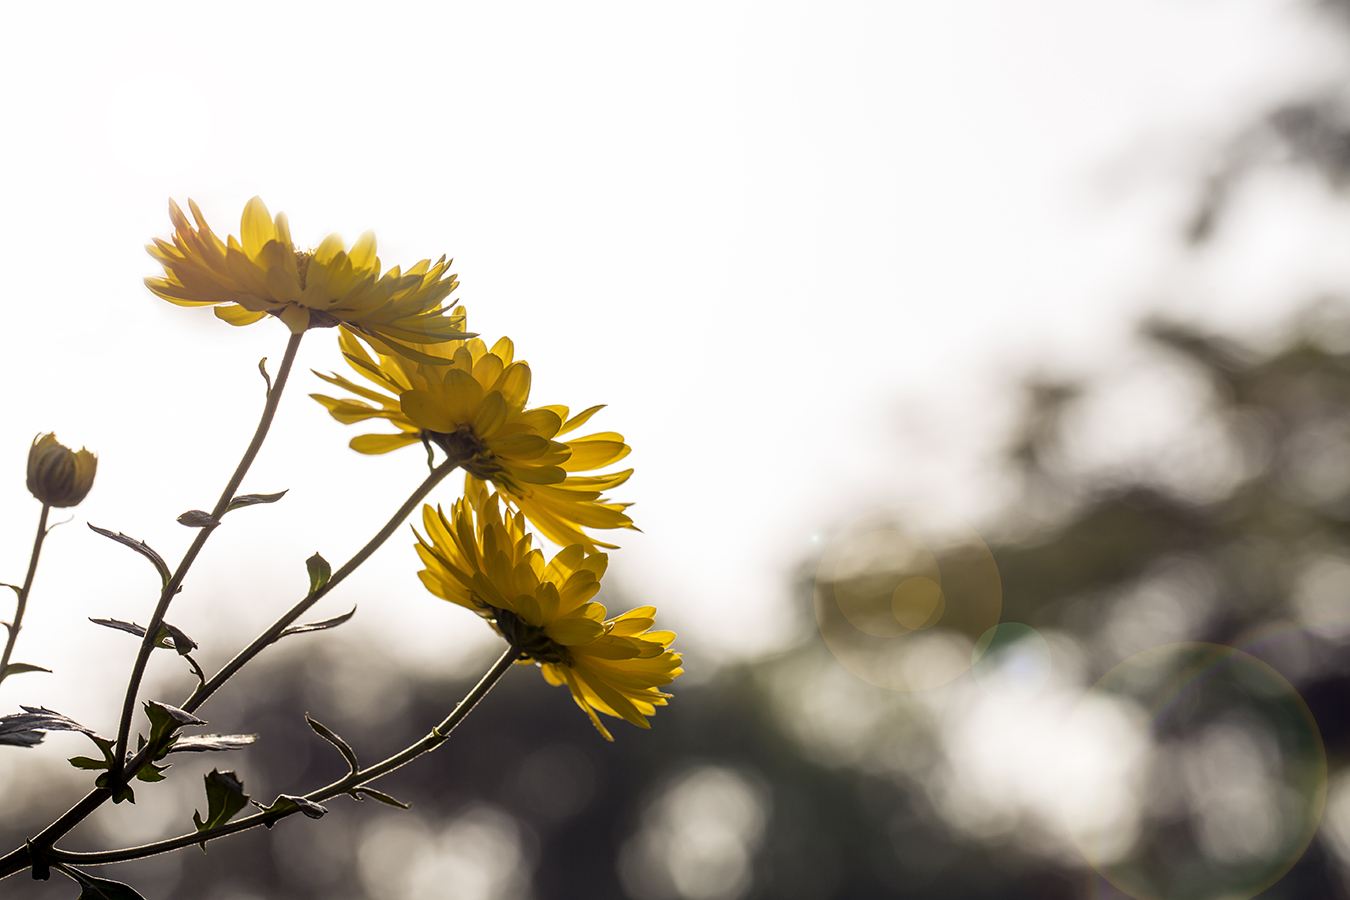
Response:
26,433,97,507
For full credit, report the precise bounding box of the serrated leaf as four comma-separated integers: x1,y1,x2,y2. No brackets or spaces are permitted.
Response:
171,733,257,753
305,553,332,594
193,769,250,847
353,786,411,809
255,793,327,825
280,606,356,638
88,525,170,586
177,509,220,528
62,867,148,900
305,715,358,773
0,706,93,748
3,662,51,678
227,490,288,512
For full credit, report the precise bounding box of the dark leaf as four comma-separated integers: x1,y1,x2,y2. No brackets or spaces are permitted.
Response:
177,509,219,528
0,706,92,748
135,761,169,783
255,793,327,825
353,786,411,809
90,618,198,654
88,525,170,586
227,490,288,512
193,769,250,848
93,773,136,804
3,662,51,678
67,756,107,770
60,866,148,900
305,715,358,773
305,553,332,594
144,700,205,750
171,733,257,753
280,606,356,639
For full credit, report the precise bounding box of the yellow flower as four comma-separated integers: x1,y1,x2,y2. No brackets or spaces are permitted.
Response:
415,483,681,741
145,197,467,359
311,323,636,550
27,433,97,507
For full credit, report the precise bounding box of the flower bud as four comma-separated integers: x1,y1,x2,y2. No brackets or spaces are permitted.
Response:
26,433,97,507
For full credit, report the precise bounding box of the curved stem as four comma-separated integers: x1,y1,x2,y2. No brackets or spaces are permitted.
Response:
0,503,51,688
52,646,519,867
0,452,461,883
111,331,303,782
179,455,461,714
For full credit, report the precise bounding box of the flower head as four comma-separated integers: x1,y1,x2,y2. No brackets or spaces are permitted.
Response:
415,482,681,741
146,197,467,359
27,433,97,507
312,323,635,550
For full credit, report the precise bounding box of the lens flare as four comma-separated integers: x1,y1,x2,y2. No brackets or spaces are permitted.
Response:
1073,643,1326,900
814,523,1002,691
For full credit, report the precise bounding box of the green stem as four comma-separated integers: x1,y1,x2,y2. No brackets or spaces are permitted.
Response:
110,330,304,783
51,646,518,867
179,455,461,714
0,503,52,688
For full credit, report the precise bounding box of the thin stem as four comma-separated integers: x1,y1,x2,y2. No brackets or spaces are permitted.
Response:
0,503,51,688
52,646,519,867
0,453,462,883
180,455,461,714
110,330,304,783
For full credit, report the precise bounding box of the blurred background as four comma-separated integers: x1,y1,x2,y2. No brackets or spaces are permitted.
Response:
3,0,1350,897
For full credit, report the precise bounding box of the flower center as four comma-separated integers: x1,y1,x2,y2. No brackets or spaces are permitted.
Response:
428,425,495,475
294,251,313,289
493,608,571,664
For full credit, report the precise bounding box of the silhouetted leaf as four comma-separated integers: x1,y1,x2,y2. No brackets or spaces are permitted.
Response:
59,865,148,899
353,786,411,809
227,490,288,511
0,706,93,748
193,769,250,848
177,509,219,528
306,715,358,773
3,662,51,678
88,525,170,586
255,793,328,825
144,700,205,750
280,606,355,639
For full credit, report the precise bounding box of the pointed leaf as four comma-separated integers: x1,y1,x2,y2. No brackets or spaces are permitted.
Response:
88,525,170,586
144,700,205,750
227,490,288,512
280,606,356,638
353,786,411,809
255,793,327,825
305,553,332,594
3,662,50,678
61,866,148,900
193,769,250,847
305,715,358,773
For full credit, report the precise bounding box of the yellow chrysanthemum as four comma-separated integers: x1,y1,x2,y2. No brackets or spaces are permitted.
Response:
311,323,636,550
146,197,468,359
415,483,681,741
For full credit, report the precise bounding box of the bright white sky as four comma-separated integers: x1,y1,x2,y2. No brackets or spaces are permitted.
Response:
0,0,1346,732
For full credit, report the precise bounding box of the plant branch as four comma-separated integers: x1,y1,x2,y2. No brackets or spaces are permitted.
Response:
110,330,304,783
0,503,51,688
50,646,519,868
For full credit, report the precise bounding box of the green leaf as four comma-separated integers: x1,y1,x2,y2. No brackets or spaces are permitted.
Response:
177,509,220,528
87,525,170,586
3,662,51,678
352,786,411,809
171,733,257,753
193,769,250,848
90,617,198,654
144,700,205,751
227,490,288,512
305,553,332,594
280,606,356,639
93,773,136,804
60,866,148,899
0,706,93,748
135,761,169,783
67,756,107,770
305,715,358,773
